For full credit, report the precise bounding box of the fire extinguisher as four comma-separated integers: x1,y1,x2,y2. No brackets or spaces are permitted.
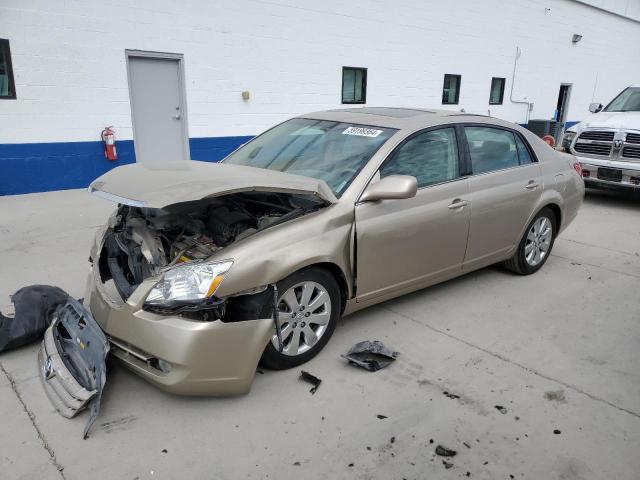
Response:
101,126,117,161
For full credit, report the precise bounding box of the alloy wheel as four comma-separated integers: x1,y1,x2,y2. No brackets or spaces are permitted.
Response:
270,281,332,356
524,216,553,266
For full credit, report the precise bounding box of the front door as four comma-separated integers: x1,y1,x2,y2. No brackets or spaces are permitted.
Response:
127,52,190,163
461,125,542,270
355,126,470,302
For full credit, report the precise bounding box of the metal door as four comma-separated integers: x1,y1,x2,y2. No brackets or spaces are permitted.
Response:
126,52,190,163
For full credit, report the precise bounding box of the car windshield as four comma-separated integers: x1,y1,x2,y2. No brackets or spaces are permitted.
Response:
604,87,640,112
223,118,396,196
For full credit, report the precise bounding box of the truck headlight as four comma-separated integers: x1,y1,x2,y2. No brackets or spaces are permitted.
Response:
561,131,576,151
145,260,233,305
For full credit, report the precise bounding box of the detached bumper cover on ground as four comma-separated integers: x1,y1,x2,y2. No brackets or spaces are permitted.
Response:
37,297,109,438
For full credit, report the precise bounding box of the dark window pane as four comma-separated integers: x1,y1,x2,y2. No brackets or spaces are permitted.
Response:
489,77,505,105
380,128,459,188
0,39,16,99
515,135,534,164
442,74,461,105
342,67,366,104
465,127,519,174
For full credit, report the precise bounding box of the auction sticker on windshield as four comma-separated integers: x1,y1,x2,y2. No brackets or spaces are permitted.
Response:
342,126,384,137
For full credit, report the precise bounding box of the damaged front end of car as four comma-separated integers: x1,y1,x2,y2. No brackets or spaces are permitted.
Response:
83,162,335,395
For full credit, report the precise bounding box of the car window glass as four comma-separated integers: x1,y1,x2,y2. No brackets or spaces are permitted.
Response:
515,135,534,165
380,128,459,188
465,127,519,174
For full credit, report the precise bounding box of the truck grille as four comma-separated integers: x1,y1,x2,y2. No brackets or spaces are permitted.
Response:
625,133,640,144
622,146,640,159
578,131,615,142
574,143,612,156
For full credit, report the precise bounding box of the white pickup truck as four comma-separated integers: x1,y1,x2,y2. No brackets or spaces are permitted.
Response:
561,86,640,190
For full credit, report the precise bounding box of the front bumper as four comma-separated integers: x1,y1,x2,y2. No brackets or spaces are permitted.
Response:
85,266,274,396
576,156,640,190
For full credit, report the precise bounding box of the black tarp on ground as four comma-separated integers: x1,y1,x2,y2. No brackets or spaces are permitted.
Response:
0,285,68,353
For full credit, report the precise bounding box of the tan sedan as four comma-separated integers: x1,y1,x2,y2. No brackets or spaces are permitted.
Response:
77,107,583,396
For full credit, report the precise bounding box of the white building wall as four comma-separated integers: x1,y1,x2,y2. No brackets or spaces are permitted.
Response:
0,0,639,144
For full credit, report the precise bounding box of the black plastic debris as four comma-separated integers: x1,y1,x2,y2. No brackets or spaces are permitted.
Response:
553,429,561,435
376,414,388,419
0,285,68,353
443,391,461,400
435,445,457,457
443,460,454,469
494,405,508,414
299,370,321,394
341,340,399,371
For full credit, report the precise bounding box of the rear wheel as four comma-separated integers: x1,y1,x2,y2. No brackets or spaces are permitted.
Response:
503,207,556,275
260,267,340,370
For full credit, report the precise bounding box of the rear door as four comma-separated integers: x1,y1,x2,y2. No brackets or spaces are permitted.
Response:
355,126,470,301
462,125,542,269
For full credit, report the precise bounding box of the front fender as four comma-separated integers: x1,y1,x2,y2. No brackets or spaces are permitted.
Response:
212,204,355,299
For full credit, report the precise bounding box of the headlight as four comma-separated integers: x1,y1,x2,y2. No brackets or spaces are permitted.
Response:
145,260,233,305
561,131,576,151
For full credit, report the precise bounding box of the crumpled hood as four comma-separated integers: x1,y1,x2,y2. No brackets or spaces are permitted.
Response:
568,111,640,132
89,161,337,208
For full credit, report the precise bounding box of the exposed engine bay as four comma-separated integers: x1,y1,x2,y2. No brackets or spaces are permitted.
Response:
96,191,326,309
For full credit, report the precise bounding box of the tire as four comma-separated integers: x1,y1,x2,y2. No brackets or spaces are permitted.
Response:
503,207,557,275
260,267,341,370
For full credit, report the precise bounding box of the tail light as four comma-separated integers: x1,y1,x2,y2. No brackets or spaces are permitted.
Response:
573,162,583,176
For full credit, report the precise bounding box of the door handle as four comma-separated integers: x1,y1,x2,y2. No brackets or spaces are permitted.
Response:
448,199,469,209
525,180,540,190
172,106,181,120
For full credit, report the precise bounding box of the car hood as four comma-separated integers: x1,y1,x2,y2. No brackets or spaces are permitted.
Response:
89,161,337,208
568,111,640,132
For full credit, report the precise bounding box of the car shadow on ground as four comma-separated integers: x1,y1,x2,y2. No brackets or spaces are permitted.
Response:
584,187,640,208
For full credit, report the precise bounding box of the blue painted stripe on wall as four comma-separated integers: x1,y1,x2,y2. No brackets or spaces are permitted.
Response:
0,136,253,196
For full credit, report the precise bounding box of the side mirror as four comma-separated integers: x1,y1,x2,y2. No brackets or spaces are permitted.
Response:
360,175,418,202
588,102,603,113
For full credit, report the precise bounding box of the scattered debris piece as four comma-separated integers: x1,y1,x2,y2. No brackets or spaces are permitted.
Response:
443,391,461,400
390,436,396,444
377,414,388,419
483,461,488,465
293,462,301,466
341,340,399,371
429,438,434,444
348,463,354,467
443,460,454,469
39,297,109,439
299,371,321,394
494,405,508,414
366,446,372,451
161,449,168,454
463,442,471,449
515,416,520,421
435,445,457,457
553,429,561,435
0,285,67,353
466,472,471,477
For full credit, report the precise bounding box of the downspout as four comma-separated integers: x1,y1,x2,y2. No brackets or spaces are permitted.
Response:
510,46,533,124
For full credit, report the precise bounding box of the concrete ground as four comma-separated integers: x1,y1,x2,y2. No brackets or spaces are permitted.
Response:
1,187,639,480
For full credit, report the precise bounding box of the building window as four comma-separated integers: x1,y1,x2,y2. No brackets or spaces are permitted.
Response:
442,74,461,105
489,77,505,105
0,39,16,99
342,67,367,104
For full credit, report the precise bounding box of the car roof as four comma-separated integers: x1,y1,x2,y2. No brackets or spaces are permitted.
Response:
297,107,517,131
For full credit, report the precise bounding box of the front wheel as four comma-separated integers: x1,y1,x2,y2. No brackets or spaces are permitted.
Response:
260,267,340,370
503,207,557,275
